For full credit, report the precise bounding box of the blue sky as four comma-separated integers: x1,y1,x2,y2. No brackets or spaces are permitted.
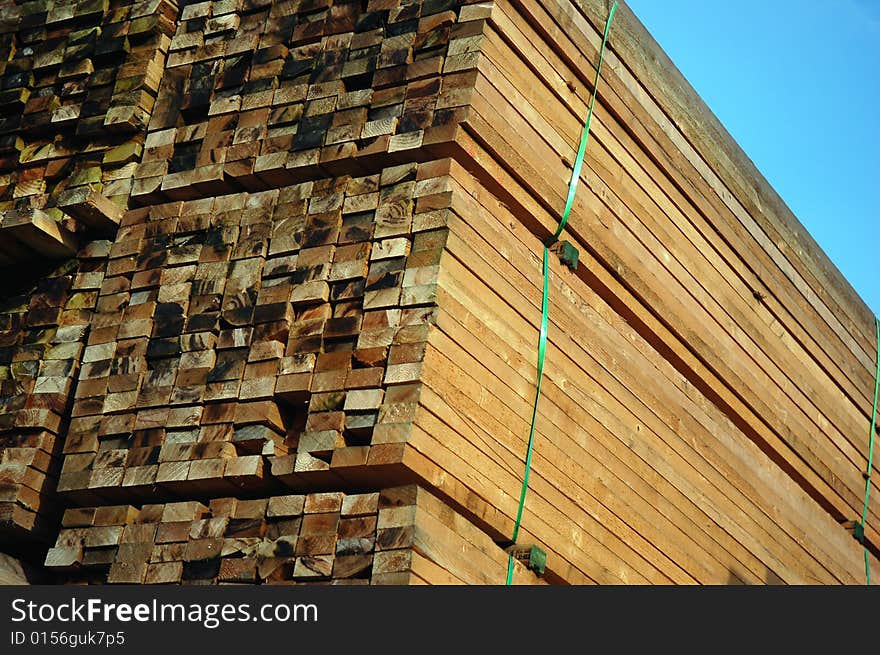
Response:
626,0,880,318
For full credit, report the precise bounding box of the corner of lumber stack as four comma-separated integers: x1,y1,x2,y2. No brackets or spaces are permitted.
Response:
0,0,875,585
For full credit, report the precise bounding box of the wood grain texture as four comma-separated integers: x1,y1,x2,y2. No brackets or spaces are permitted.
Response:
45,485,543,585
1,0,874,585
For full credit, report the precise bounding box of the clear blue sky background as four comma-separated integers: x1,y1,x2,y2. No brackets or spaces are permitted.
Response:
626,0,880,318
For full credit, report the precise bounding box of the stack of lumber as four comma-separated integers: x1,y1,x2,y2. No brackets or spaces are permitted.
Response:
131,0,485,202
0,0,178,262
0,239,108,553
412,159,877,583
46,484,542,584
0,0,877,584
419,0,879,581
56,160,451,504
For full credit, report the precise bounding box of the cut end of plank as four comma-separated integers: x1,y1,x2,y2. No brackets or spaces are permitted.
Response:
0,208,79,260
56,187,124,233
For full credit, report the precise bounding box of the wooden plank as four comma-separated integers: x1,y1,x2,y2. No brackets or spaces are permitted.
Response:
0,209,78,259
56,187,124,232
44,486,538,585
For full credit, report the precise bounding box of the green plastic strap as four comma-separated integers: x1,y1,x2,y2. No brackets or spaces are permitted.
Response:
506,246,549,585
860,316,880,585
506,2,618,586
550,0,618,244
511,246,549,547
